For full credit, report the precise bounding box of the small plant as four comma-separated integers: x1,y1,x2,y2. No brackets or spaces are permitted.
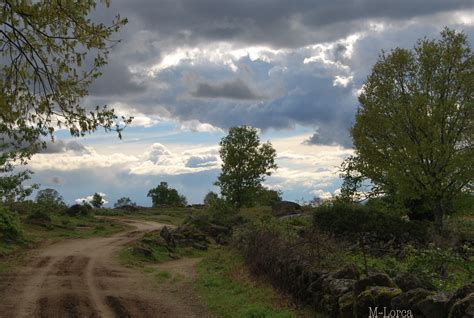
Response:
0,206,23,242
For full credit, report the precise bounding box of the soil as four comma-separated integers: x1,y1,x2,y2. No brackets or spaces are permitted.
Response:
0,219,212,318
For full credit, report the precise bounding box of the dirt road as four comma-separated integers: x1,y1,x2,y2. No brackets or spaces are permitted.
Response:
0,219,211,318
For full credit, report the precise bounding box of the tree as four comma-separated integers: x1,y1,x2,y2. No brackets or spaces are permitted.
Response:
0,1,130,202
253,186,282,207
215,125,277,208
147,182,187,207
35,188,65,207
114,197,136,208
91,193,104,208
344,28,473,227
203,191,219,206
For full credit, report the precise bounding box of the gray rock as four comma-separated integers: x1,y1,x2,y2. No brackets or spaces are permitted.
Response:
354,273,396,296
328,279,355,296
447,283,474,311
354,287,402,318
391,288,436,313
449,292,474,318
394,272,437,292
333,264,360,280
416,293,450,318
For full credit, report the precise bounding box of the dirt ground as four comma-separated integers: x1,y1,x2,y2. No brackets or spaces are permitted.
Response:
0,219,212,318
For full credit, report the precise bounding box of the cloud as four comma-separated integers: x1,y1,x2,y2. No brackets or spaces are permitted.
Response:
40,140,91,155
75,192,109,205
191,79,262,100
185,155,219,168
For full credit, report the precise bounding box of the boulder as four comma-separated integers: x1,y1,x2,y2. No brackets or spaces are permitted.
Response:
272,201,302,217
339,292,355,318
354,273,396,296
416,293,450,318
447,283,474,311
391,288,436,313
328,279,355,296
449,292,474,318
354,287,402,318
160,226,176,249
394,272,436,292
333,264,360,280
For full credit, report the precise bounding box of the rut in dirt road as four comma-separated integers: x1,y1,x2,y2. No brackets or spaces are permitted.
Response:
0,219,211,318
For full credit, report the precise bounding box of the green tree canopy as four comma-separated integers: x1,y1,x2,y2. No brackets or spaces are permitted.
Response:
344,28,473,227
0,0,129,202
114,197,136,208
147,182,187,207
215,125,277,208
35,188,65,207
91,192,104,208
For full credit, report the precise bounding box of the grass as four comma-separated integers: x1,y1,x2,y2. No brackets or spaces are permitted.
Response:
97,207,194,226
0,214,129,258
196,247,314,318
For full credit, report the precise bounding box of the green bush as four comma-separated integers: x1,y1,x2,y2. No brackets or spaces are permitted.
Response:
65,204,92,217
313,203,429,243
0,206,23,242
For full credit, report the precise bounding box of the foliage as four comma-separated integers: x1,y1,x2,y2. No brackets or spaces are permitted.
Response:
344,28,474,226
312,202,429,243
0,205,23,242
35,188,65,209
203,191,219,206
91,193,104,208
0,0,130,203
253,186,282,207
147,182,187,207
403,244,471,291
65,204,92,217
216,125,277,209
114,196,136,208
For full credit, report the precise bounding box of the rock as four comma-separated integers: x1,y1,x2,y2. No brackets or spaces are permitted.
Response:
328,279,355,296
416,293,450,318
354,273,396,296
160,226,176,249
447,283,474,311
271,201,301,217
333,264,360,280
132,246,153,258
354,287,402,318
339,292,354,318
394,272,436,292
391,288,436,313
449,292,474,318
192,242,208,250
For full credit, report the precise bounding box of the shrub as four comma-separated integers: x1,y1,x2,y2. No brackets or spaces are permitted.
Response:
65,204,92,217
313,203,429,243
0,206,23,242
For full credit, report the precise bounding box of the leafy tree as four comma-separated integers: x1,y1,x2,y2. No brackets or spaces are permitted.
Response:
147,182,187,207
254,186,282,207
35,188,65,207
114,197,136,208
344,28,473,227
91,193,104,209
215,125,277,208
203,191,219,206
0,1,130,202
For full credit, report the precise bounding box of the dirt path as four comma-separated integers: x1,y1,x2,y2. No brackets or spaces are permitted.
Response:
0,219,211,318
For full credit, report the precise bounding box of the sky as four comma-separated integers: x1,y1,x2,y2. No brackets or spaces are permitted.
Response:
25,0,474,206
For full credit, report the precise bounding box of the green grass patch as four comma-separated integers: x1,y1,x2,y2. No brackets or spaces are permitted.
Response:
196,247,309,318
0,214,129,259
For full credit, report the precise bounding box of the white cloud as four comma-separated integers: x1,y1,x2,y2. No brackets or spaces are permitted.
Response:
75,192,109,205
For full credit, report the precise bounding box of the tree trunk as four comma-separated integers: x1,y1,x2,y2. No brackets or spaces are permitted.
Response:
433,197,443,230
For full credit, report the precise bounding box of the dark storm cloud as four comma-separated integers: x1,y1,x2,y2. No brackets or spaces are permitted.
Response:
84,1,474,148
111,0,472,48
192,79,262,100
40,140,90,154
88,58,146,96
